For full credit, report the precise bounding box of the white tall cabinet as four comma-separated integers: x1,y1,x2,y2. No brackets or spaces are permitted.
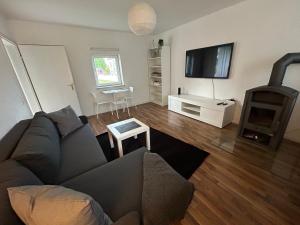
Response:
148,46,170,106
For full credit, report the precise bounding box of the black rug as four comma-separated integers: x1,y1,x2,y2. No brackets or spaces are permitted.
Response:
96,128,209,179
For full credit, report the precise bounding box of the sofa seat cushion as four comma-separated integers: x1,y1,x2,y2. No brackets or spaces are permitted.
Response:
0,119,31,162
62,148,146,221
113,211,140,225
11,114,61,184
0,160,43,225
56,124,107,183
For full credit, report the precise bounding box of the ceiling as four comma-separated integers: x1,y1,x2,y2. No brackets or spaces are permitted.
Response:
0,0,245,34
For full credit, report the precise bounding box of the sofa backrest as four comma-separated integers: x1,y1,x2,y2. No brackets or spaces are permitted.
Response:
0,113,110,224
0,114,61,224
0,160,43,225
0,119,32,162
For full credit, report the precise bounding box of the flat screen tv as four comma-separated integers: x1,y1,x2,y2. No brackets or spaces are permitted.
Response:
185,43,234,79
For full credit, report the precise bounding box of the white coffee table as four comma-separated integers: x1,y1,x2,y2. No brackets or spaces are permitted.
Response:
106,118,151,157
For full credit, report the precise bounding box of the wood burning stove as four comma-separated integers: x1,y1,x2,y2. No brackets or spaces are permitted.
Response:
238,53,300,150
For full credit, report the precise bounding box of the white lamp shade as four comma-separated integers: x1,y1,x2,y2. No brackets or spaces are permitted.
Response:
128,2,157,35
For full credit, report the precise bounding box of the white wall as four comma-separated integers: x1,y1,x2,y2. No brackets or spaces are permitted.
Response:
153,0,300,143
0,14,32,138
0,14,10,35
7,20,150,116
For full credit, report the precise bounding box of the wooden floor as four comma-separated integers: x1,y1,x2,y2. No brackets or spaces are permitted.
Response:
88,103,300,225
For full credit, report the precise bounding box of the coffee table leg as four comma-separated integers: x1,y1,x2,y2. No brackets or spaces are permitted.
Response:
108,131,114,148
117,140,124,157
146,130,151,151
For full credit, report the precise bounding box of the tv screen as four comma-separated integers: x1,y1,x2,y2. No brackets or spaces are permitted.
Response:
185,43,234,79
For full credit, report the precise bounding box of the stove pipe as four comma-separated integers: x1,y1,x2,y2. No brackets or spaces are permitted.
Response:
268,53,300,86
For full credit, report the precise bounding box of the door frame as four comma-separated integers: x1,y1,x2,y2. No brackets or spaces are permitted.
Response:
0,33,42,113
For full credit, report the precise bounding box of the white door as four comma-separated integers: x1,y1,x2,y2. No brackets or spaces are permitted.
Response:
19,45,82,115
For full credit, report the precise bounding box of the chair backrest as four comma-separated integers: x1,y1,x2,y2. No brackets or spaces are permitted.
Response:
113,91,128,102
90,92,97,103
129,86,134,93
127,86,134,98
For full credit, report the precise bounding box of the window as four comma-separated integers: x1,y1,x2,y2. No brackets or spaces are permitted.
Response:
92,53,124,88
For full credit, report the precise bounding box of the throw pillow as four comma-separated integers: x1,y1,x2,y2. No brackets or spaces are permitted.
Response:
142,153,194,225
11,114,61,184
8,185,113,225
47,106,83,137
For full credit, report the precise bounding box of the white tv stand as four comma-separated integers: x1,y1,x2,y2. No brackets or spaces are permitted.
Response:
168,95,235,128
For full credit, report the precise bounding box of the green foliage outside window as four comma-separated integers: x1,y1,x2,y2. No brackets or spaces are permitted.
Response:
94,58,110,75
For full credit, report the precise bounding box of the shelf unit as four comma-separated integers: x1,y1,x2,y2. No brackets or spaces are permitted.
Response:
148,46,170,106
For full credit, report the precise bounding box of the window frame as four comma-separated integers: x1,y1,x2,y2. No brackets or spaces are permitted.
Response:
91,52,124,89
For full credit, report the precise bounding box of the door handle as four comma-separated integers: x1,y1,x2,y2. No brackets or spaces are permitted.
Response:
67,84,74,90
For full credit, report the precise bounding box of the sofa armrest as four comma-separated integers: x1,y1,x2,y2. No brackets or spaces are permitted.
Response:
62,147,146,221
79,115,89,125
142,153,194,225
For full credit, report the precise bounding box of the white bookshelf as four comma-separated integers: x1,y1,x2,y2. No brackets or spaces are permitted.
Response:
148,46,170,106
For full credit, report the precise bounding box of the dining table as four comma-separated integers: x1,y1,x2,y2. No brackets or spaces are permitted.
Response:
101,87,130,118
101,87,129,95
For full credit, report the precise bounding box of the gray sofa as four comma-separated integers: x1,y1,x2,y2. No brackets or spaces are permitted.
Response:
0,113,194,225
